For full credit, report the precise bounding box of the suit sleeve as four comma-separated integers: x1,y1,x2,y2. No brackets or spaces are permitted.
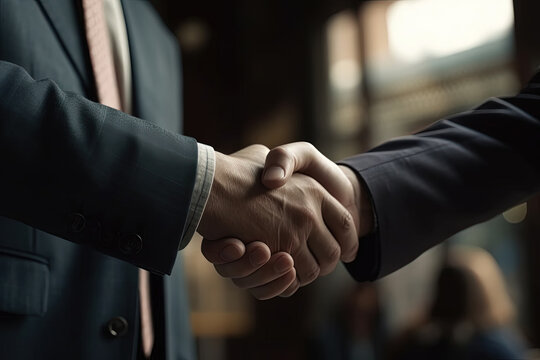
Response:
0,60,198,275
340,71,540,281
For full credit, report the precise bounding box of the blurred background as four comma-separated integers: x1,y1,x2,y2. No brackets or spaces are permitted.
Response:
150,0,540,358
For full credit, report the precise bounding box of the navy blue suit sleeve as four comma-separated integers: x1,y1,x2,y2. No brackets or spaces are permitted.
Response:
0,60,198,275
340,72,540,281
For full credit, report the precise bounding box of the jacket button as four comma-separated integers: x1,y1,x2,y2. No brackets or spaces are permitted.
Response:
106,316,129,337
70,213,86,233
119,233,143,255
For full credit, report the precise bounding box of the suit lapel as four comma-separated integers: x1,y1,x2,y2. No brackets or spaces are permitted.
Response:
36,0,93,93
121,0,181,131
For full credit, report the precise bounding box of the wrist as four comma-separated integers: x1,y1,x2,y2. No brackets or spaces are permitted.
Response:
339,165,374,237
198,151,228,238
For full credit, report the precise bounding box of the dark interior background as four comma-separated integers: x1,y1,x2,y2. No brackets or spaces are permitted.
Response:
149,1,540,359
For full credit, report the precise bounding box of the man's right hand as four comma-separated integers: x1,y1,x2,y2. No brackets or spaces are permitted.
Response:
201,142,374,299
197,144,359,298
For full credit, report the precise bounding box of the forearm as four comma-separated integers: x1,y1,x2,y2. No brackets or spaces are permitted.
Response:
0,60,198,274
341,77,540,280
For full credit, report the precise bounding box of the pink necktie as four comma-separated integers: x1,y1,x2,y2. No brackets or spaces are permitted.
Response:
82,0,122,110
82,0,154,357
138,269,154,358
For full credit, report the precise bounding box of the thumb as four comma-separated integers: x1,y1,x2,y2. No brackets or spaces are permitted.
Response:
261,142,352,205
262,141,317,188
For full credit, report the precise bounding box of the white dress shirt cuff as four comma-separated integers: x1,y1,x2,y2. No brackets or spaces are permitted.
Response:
179,143,215,249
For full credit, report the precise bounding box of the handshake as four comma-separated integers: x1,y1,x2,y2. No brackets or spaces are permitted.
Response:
197,142,374,300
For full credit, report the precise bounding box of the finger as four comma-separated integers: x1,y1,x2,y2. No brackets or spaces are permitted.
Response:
232,252,294,289
321,194,359,263
201,238,246,265
291,245,321,286
248,268,297,300
262,142,352,204
279,278,300,298
214,242,271,278
306,222,341,276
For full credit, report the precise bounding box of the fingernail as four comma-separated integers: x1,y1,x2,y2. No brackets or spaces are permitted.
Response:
220,245,241,262
249,248,268,267
264,166,285,182
274,256,293,273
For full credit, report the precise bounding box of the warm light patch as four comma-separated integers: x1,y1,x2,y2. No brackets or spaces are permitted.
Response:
387,0,514,63
503,203,527,224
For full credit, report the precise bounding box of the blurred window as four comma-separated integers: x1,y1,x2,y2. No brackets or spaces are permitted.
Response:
387,0,514,64
326,11,364,144
321,0,518,155
365,0,517,144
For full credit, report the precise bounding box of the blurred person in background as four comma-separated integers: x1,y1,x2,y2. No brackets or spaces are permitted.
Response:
312,282,386,360
387,245,527,360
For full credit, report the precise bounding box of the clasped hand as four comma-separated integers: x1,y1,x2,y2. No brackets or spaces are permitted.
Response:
197,142,372,299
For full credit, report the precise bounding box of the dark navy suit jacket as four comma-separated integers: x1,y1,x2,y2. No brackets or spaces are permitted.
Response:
0,1,196,358
342,72,540,282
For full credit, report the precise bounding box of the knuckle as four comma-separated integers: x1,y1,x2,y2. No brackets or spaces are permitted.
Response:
304,204,319,221
271,146,293,163
347,241,359,261
327,245,341,264
319,263,337,276
232,277,250,289
303,208,317,224
253,144,269,153
299,141,315,152
232,267,253,279
300,264,320,285
319,246,340,276
292,206,318,229
303,174,320,188
341,211,354,232
306,179,325,200
281,283,300,298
